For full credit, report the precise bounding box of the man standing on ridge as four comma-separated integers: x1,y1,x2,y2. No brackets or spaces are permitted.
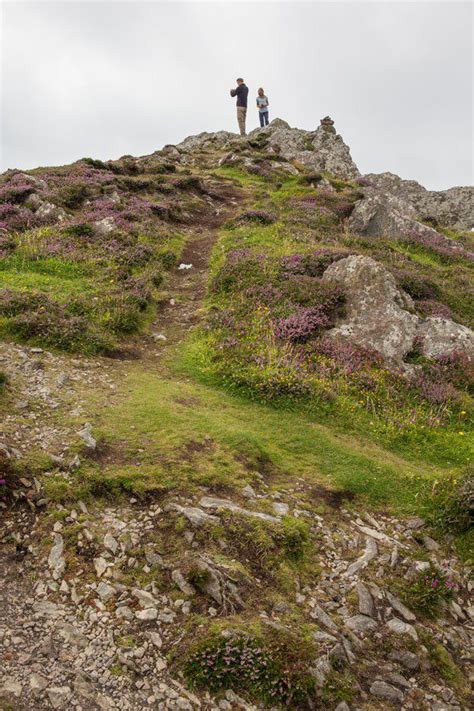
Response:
230,78,249,136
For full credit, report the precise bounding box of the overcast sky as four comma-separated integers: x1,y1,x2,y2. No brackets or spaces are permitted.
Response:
1,1,472,189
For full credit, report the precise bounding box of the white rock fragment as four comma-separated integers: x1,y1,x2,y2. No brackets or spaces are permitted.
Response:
94,557,109,577
78,422,96,450
103,532,118,554
135,608,158,621
386,617,418,641
345,536,378,576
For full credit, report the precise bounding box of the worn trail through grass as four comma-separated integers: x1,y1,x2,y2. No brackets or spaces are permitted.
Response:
79,190,444,519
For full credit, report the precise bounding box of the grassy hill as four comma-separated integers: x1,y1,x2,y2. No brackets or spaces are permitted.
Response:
0,129,472,710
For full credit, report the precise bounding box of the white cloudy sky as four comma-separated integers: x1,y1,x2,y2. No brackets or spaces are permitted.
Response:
1,0,472,189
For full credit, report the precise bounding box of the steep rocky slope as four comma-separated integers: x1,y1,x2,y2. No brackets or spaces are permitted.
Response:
0,119,473,711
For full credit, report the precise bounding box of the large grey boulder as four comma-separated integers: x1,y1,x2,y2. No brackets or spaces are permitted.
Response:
417,317,474,360
348,189,472,259
364,172,474,231
322,255,418,364
176,130,236,153
322,254,474,366
262,122,360,179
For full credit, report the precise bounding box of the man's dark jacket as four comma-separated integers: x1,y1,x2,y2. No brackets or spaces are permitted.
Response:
230,84,249,108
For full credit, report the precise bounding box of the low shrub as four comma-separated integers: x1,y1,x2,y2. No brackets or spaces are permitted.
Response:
417,299,453,320
399,564,458,618
428,468,473,534
395,271,441,300
0,290,51,317
298,172,323,185
0,176,35,204
281,276,344,310
62,223,95,237
182,626,316,708
218,513,310,577
237,210,276,225
275,306,333,342
81,157,109,170
57,183,91,209
9,308,114,354
279,250,348,278
0,233,17,257
211,250,270,294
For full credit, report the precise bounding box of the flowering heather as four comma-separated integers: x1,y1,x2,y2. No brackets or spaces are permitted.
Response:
423,351,474,392
243,284,284,305
0,174,35,204
279,250,348,278
401,227,474,263
41,164,116,191
0,202,44,232
354,176,373,187
183,631,316,707
412,371,459,405
236,209,276,225
417,299,453,320
275,306,332,341
0,232,16,257
400,565,458,618
311,336,384,374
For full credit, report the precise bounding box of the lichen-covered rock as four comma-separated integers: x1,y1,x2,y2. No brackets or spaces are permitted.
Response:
322,255,418,363
322,254,474,366
348,191,419,236
176,130,235,153
35,201,67,222
311,124,360,179
364,171,474,231
262,123,360,179
417,317,474,360
348,185,473,263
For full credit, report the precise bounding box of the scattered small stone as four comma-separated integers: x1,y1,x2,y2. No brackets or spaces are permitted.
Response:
171,569,196,596
103,532,119,554
78,422,96,449
370,680,404,703
386,617,418,641
345,536,378,576
344,614,378,635
310,603,339,633
389,649,420,671
356,582,375,617
241,484,256,498
386,591,416,622
94,557,108,577
47,686,71,709
30,673,48,691
135,608,158,621
96,582,116,601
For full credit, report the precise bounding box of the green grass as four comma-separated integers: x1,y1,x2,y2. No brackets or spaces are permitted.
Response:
0,265,95,298
46,365,451,517
213,166,268,188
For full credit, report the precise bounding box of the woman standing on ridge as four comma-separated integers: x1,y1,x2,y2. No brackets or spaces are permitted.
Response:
256,88,269,127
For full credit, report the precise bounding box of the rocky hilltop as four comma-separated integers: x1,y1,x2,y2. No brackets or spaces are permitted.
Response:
0,119,473,711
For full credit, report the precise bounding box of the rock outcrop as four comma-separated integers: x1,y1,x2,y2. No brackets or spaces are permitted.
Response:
258,120,360,179
348,189,473,261
364,172,474,231
322,255,419,364
322,255,474,365
174,118,360,179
